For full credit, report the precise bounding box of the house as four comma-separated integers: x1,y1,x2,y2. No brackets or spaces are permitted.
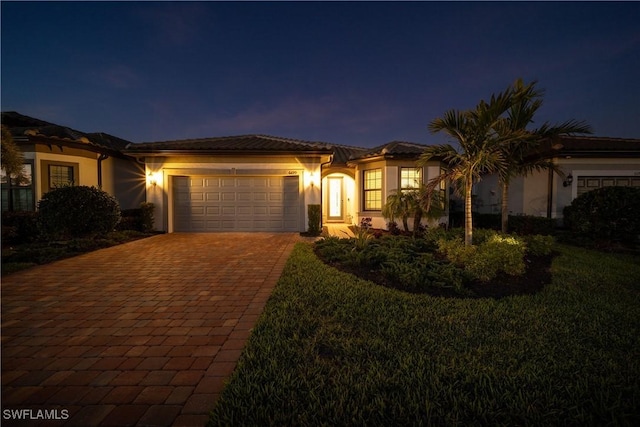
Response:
1,112,145,212
6,111,635,233
473,136,640,221
124,137,449,232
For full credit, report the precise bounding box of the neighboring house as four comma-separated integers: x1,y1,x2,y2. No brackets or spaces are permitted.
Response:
1,112,145,212
124,137,448,232
474,136,640,221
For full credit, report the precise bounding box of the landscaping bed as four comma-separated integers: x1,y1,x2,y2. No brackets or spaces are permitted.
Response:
314,228,557,299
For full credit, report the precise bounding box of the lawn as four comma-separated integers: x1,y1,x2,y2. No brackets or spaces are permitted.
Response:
209,242,640,426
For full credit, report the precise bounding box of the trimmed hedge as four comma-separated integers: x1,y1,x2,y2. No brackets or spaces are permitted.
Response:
117,202,155,232
307,204,321,235
38,186,121,238
563,186,640,245
449,212,556,235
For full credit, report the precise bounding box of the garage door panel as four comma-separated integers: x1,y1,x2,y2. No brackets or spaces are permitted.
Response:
174,175,300,232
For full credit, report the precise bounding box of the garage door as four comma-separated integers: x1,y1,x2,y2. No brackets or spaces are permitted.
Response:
173,176,300,232
577,176,640,196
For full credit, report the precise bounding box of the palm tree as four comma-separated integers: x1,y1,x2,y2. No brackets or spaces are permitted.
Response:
419,87,521,246
496,79,593,233
382,189,411,232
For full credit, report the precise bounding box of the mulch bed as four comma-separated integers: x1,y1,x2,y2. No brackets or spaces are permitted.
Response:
318,251,558,300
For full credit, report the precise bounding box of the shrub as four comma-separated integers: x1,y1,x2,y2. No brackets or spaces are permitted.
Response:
1,211,40,244
315,236,350,263
307,204,321,235
117,202,155,232
438,234,526,282
387,221,401,235
524,234,555,256
509,214,557,235
467,235,526,281
38,186,121,238
140,202,155,232
563,186,640,245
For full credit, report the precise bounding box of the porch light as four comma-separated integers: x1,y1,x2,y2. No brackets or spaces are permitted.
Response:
563,173,573,187
147,172,158,187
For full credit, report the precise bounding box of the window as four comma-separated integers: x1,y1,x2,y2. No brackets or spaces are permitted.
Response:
400,167,422,191
363,169,382,211
1,162,35,211
41,160,79,194
49,165,74,189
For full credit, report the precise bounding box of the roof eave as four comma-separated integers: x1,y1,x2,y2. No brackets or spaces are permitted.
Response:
123,149,333,157
17,135,127,158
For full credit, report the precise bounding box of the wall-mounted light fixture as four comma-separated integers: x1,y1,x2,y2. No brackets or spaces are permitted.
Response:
148,172,157,187
563,173,573,187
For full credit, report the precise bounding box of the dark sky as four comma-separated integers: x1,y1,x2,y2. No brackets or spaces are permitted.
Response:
2,1,639,148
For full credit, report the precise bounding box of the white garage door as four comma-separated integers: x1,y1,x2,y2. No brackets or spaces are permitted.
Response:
173,176,300,232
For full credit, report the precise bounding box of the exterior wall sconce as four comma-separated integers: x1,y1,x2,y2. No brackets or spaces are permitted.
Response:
148,172,157,187
563,173,573,187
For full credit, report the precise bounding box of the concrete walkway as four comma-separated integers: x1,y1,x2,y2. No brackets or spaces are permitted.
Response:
324,224,355,238
1,233,299,426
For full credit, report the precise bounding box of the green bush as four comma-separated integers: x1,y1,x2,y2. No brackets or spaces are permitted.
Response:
438,234,526,282
563,186,640,244
307,204,321,235
1,211,40,244
315,236,350,263
509,214,557,235
467,235,526,281
117,202,155,232
38,186,121,238
524,234,555,256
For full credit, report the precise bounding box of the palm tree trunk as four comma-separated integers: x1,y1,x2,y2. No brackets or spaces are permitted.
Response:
402,215,409,232
501,180,509,233
413,211,422,236
465,179,473,246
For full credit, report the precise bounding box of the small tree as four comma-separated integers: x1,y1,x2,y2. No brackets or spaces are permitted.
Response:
382,190,411,232
419,87,518,245
1,126,27,211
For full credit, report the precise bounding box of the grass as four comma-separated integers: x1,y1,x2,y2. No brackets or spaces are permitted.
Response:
1,230,158,275
209,243,640,426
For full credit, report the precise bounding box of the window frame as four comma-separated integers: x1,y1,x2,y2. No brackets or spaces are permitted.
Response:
40,160,79,193
1,160,36,211
363,168,382,211
400,167,422,192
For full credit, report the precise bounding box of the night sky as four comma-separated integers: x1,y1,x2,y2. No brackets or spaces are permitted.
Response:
2,1,639,148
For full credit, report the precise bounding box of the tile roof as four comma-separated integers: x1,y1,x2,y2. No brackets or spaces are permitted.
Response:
1,111,131,152
349,141,429,161
125,134,336,154
531,135,640,158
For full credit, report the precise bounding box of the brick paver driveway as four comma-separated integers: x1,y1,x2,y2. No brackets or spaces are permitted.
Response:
1,233,299,426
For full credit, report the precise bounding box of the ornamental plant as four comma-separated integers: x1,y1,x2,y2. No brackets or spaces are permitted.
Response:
38,185,121,238
563,186,640,245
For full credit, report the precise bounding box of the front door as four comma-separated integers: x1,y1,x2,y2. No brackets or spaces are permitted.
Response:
327,177,344,221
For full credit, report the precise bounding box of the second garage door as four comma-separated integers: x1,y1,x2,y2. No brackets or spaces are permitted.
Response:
173,175,300,232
